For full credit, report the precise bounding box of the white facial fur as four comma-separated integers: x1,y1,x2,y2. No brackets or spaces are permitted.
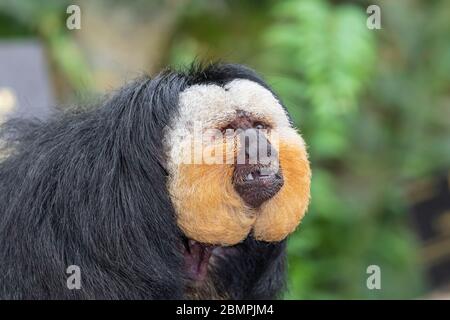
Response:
164,79,294,172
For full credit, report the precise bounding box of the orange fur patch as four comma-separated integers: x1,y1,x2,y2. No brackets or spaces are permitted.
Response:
169,162,255,245
168,135,256,245
168,129,311,245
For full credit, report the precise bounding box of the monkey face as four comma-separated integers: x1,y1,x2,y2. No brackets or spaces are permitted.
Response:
165,79,310,246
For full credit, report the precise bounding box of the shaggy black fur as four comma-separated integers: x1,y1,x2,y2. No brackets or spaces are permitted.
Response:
0,63,286,299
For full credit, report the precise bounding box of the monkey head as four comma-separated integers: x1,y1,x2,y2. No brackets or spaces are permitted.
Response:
164,78,311,246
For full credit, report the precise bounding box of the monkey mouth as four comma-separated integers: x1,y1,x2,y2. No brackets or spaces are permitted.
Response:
183,238,240,282
233,165,284,208
183,239,216,281
182,166,285,282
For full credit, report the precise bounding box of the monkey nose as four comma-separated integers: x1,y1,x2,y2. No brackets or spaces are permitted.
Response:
233,165,284,208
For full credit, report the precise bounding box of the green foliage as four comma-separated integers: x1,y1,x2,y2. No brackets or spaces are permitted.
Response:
264,0,383,299
262,0,449,299
0,0,93,91
264,0,376,163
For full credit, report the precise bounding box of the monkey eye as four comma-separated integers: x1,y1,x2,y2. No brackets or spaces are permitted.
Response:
254,122,266,130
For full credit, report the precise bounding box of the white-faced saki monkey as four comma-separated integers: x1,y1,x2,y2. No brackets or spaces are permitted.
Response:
0,63,311,299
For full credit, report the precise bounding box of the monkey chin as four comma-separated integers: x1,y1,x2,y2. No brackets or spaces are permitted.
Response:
169,132,311,246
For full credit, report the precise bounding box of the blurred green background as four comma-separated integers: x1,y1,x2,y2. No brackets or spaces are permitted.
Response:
1,0,449,299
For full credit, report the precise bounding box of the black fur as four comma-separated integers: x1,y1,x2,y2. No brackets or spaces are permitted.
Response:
0,63,286,299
